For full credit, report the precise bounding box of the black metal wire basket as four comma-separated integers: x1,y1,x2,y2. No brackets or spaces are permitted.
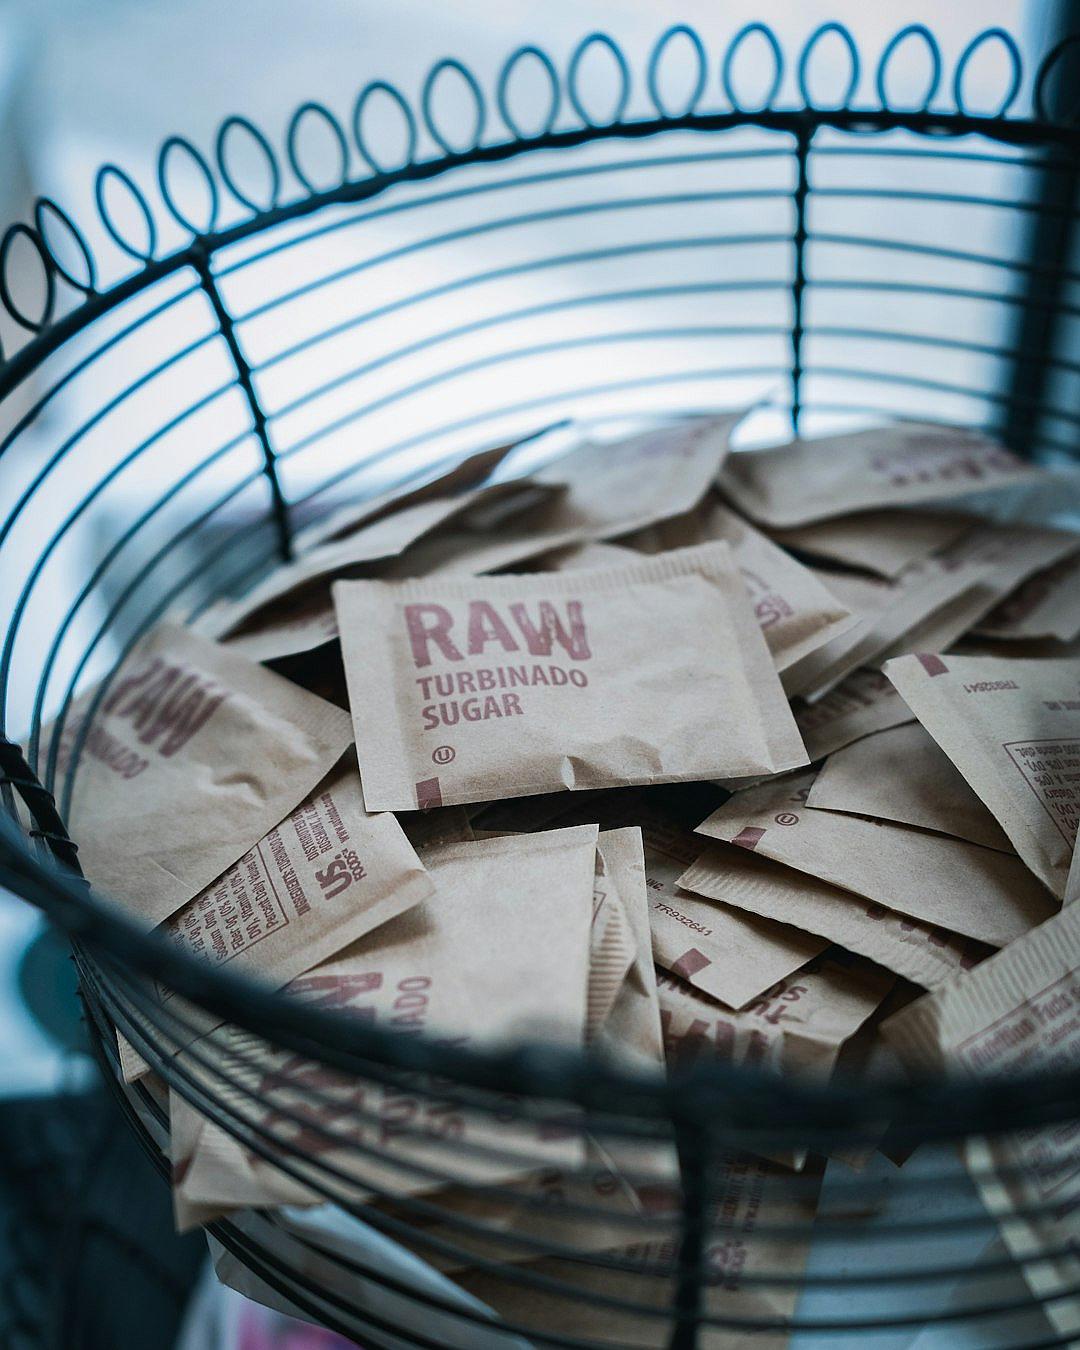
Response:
2,18,1080,1348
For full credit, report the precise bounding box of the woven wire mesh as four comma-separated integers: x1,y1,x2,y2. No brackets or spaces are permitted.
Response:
1,19,1079,1348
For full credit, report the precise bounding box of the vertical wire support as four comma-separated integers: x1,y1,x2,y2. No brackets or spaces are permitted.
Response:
668,1115,711,1350
0,736,84,875
790,123,813,437
191,243,294,563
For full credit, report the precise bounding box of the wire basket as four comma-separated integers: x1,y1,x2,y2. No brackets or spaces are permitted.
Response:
2,18,1080,1348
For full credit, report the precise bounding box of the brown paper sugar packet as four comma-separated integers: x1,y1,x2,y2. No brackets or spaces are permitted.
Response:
204,481,556,664
884,653,1080,899
658,947,893,1081
882,903,1080,1343
292,427,554,553
367,413,745,582
717,421,1045,529
679,843,991,990
531,411,744,538
587,832,637,1041
783,551,998,701
591,828,664,1071
769,508,977,578
54,623,353,929
530,540,639,572
170,826,599,1227
696,769,1055,946
621,498,856,680
334,542,807,812
806,720,1014,852
455,1153,824,1350
161,752,432,989
976,547,1080,643
875,523,1080,662
642,817,825,1009
794,666,916,762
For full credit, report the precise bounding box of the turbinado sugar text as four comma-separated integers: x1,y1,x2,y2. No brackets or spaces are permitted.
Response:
405,598,592,729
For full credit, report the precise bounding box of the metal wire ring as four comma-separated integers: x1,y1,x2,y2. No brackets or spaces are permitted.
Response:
798,22,860,110
33,198,96,294
287,102,350,194
568,33,630,127
94,164,158,262
953,28,1023,119
421,59,486,156
1034,34,1080,125
876,24,942,112
157,136,220,237
721,23,784,112
647,24,707,119
215,115,282,213
353,80,418,175
496,45,560,140
0,225,56,331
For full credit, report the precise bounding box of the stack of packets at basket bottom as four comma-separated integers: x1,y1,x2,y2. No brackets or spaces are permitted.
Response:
48,410,1080,1339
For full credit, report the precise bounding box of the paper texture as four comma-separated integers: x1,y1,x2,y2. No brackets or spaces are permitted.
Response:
334,543,807,811
806,721,1015,852
591,828,665,1071
293,429,547,552
622,498,855,677
171,826,599,1227
883,903,1080,1342
793,667,916,762
976,548,1080,643
717,422,1044,528
679,843,991,989
586,832,637,1040
456,1154,824,1350
695,769,1056,946
642,818,825,1009
207,482,553,662
55,623,353,928
769,509,976,578
162,753,432,990
875,523,1080,661
783,551,997,701
658,948,893,1080
885,653,1080,899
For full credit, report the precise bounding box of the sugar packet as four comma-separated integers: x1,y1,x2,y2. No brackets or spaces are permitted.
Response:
769,508,976,578
885,654,1080,899
679,843,991,989
717,422,1044,529
793,667,915,762
641,818,825,1009
622,498,856,679
806,720,1014,852
170,826,600,1227
55,623,353,928
976,549,1080,643
883,903,1080,1344
334,543,807,811
695,770,1055,946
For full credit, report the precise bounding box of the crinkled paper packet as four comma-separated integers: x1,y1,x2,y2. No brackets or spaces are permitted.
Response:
334,542,807,811
639,817,825,1008
120,754,432,1079
679,842,991,990
622,497,856,681
769,508,976,578
806,720,1014,852
696,769,1055,946
717,421,1045,528
977,548,1080,643
883,903,1080,1343
885,654,1080,898
170,827,598,1228
54,623,353,929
